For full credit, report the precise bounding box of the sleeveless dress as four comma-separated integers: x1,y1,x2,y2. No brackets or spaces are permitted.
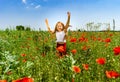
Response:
56,31,66,54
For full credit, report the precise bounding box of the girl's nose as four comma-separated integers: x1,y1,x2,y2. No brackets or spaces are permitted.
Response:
59,26,62,29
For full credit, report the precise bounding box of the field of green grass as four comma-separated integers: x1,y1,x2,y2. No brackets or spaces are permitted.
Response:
0,30,120,82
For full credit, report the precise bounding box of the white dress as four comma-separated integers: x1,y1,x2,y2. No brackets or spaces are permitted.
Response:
56,31,66,43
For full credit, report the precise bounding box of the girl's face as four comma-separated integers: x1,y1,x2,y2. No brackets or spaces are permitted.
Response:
57,23,63,32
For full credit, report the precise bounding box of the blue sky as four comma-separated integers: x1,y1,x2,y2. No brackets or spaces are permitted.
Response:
0,0,120,30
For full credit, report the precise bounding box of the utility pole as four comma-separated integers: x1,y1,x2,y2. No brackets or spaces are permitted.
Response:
113,19,115,31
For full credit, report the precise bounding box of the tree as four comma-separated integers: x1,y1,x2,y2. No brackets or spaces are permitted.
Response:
16,25,25,31
86,22,94,31
25,27,31,31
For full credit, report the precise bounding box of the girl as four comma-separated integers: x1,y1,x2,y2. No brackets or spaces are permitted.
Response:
45,12,71,57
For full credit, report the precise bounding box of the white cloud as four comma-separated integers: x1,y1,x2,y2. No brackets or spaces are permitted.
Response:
22,0,27,4
35,5,41,9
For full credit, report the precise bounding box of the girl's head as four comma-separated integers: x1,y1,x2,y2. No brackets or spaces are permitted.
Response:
55,22,65,32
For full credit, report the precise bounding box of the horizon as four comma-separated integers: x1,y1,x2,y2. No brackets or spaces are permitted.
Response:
0,0,120,31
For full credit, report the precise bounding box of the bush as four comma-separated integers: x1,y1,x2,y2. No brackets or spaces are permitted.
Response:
16,25,25,31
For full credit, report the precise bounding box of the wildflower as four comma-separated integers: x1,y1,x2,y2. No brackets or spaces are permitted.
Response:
106,70,120,78
104,38,111,43
96,58,106,65
21,77,34,82
97,37,102,41
0,80,7,82
72,78,74,82
70,38,77,42
22,59,27,63
91,36,96,41
57,46,65,52
79,36,88,42
82,64,89,70
109,34,113,37
113,46,120,55
21,54,26,57
72,66,81,73
82,46,90,51
12,77,34,82
71,49,77,54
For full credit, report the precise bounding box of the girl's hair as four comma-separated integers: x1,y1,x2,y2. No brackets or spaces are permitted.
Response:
54,21,65,33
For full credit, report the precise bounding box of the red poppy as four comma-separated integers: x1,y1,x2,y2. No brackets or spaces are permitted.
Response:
104,38,111,43
79,36,88,42
91,36,96,41
22,59,27,63
72,78,74,82
0,80,7,82
12,79,22,82
113,46,120,55
96,58,106,65
82,64,89,70
12,77,34,82
72,66,81,73
71,49,77,54
21,54,26,57
57,46,65,52
21,77,34,82
82,46,90,51
109,34,113,37
97,37,102,41
70,38,77,42
106,70,120,78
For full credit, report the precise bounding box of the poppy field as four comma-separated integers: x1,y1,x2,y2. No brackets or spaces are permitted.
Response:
0,30,120,82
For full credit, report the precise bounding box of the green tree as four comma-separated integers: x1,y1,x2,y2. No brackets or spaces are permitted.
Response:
16,25,25,31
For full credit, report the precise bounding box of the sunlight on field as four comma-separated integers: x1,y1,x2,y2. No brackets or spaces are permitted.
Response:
0,30,120,82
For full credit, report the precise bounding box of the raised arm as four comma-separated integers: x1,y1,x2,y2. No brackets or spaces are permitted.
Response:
65,12,71,30
45,19,54,34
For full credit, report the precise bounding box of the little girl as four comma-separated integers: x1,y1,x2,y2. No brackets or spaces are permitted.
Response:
45,12,71,57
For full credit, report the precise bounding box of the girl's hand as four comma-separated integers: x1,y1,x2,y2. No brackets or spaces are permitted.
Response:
45,19,49,27
45,19,48,25
67,12,70,16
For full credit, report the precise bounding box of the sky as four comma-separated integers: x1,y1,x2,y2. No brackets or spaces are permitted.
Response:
0,0,120,31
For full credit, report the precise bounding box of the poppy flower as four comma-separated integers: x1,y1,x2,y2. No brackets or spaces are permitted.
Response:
91,36,96,41
106,70,120,78
82,46,90,51
0,80,7,82
109,34,113,37
113,46,120,55
12,77,34,82
72,66,81,73
104,38,111,43
12,79,22,82
72,78,74,82
22,59,27,63
71,49,77,54
21,54,26,57
79,36,88,42
21,77,34,82
82,64,89,70
97,37,102,41
96,58,106,65
57,46,65,52
70,38,77,42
